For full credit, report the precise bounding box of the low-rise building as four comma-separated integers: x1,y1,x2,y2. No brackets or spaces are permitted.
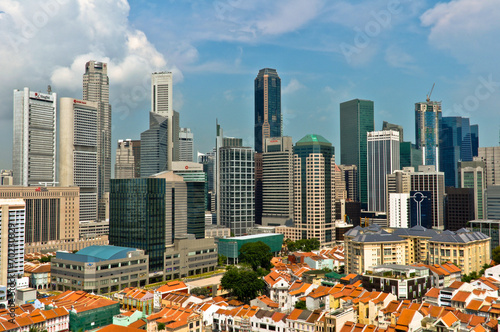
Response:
218,233,284,264
51,245,149,294
361,265,432,301
115,287,154,315
24,262,51,290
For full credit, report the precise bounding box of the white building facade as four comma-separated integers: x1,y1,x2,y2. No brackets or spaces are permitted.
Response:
388,193,409,228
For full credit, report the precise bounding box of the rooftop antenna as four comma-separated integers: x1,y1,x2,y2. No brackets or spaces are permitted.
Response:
426,83,435,103
47,85,52,94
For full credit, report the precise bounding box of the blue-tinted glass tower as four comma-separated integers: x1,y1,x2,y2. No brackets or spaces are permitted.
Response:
410,191,432,229
415,101,442,170
140,112,168,177
255,68,281,153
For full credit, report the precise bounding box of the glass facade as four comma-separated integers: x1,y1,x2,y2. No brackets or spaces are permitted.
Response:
410,191,433,229
109,178,166,272
400,141,422,169
415,101,441,169
140,113,168,177
340,99,374,206
255,68,281,153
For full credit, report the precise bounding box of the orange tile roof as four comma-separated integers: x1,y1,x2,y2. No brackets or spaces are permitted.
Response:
397,309,416,327
440,311,459,327
466,300,484,311
448,281,465,289
287,309,304,321
425,287,440,298
128,319,147,329
156,281,188,294
98,324,144,331
451,291,471,303
255,295,279,308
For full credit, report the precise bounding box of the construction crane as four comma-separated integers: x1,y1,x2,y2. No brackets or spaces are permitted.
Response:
426,83,435,102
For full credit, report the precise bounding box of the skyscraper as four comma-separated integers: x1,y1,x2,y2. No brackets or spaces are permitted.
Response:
59,98,99,223
415,100,442,169
115,139,141,179
382,121,404,142
367,130,400,212
83,61,111,222
140,113,168,177
262,136,294,226
338,165,358,202
410,166,445,229
12,87,57,186
151,72,179,169
179,128,194,162
439,116,476,187
340,99,374,206
459,160,486,220
478,147,500,188
293,134,335,246
255,68,281,154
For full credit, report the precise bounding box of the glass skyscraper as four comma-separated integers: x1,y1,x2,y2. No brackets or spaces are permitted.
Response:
340,99,374,206
255,68,281,153
415,101,442,169
140,112,168,177
439,116,477,187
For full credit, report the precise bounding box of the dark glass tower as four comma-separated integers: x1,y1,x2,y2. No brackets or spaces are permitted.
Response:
255,68,281,153
415,101,442,169
140,112,168,177
340,99,374,206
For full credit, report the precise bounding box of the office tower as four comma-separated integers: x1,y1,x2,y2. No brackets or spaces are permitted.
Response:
110,172,188,273
400,142,422,169
218,146,254,236
410,166,445,229
340,99,374,206
12,87,57,186
471,125,479,157
388,193,409,228
335,200,361,226
293,134,335,246
478,147,500,187
338,165,358,202
486,185,500,219
445,187,474,231
179,128,194,162
0,170,13,186
83,61,111,222
151,72,179,170
59,98,99,223
0,199,25,292
140,113,168,177
0,186,79,244
382,121,404,142
115,139,141,179
254,68,281,153
367,130,400,212
333,164,347,200
262,136,293,226
415,100,442,169
439,116,476,187
409,190,433,228
199,150,216,211
255,152,263,225
459,160,486,220
386,168,412,218
171,161,206,239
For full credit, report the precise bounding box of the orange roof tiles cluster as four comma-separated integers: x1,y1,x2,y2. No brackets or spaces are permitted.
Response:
156,280,188,294
254,295,279,308
43,290,118,313
0,307,68,332
120,287,154,301
148,304,202,329
24,262,51,273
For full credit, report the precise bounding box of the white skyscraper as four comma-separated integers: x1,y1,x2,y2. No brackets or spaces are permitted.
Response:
151,72,179,169
388,193,409,228
0,199,25,299
12,87,57,186
179,128,194,162
367,130,400,212
59,98,99,223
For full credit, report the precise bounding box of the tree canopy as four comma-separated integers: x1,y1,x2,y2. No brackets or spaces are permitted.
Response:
221,267,265,303
286,238,320,252
492,246,500,264
190,287,211,297
239,241,273,271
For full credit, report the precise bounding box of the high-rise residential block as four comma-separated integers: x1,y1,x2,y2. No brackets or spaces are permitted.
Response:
262,136,293,226
415,100,442,169
459,160,486,220
12,88,57,186
293,134,335,246
445,187,475,231
410,166,445,229
255,68,281,153
83,61,111,222
151,72,179,169
179,128,194,162
109,172,188,273
439,116,476,187
478,146,500,187
367,130,400,212
340,99,374,206
115,139,141,179
217,146,255,236
59,98,99,223
0,199,25,293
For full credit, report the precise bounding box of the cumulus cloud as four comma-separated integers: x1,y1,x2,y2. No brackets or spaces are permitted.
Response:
283,79,305,95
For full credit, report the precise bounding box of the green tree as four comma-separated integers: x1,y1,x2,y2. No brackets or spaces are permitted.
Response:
157,322,166,331
218,254,228,266
191,287,211,297
221,267,265,303
39,256,52,263
239,241,273,271
492,246,500,264
295,300,307,309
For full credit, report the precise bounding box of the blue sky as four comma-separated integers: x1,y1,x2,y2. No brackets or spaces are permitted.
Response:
0,0,499,170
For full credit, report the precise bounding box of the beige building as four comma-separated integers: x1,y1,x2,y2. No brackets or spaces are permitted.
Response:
115,139,141,179
478,146,500,187
0,199,25,287
344,225,490,275
59,97,99,224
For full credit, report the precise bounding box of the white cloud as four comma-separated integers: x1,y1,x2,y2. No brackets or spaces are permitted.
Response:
283,79,305,95
384,45,419,73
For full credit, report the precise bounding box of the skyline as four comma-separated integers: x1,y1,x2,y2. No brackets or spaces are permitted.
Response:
0,0,499,171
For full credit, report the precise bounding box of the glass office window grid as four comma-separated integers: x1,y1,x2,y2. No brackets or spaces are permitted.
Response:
254,68,281,153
